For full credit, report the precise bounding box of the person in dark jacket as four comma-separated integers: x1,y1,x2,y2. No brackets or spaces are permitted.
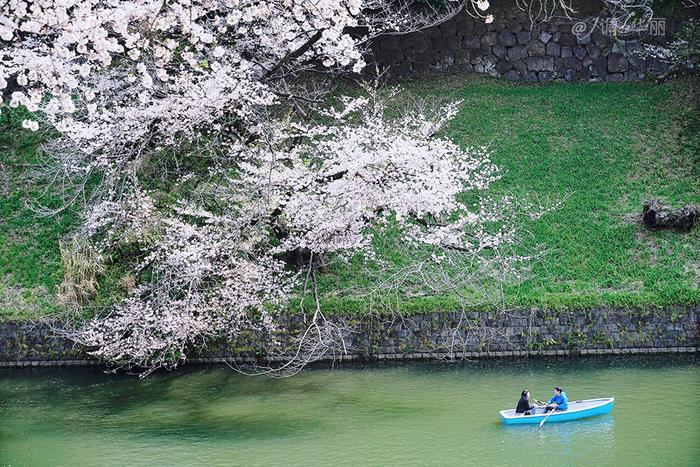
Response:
516,390,538,415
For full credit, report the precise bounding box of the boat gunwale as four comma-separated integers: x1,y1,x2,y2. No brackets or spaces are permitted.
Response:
499,397,614,420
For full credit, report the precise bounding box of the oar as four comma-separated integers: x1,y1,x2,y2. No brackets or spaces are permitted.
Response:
539,409,554,428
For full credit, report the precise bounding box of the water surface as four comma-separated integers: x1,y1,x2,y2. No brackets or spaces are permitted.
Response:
1,356,698,466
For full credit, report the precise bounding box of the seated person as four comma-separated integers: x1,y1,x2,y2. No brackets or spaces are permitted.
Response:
544,386,569,412
515,390,538,415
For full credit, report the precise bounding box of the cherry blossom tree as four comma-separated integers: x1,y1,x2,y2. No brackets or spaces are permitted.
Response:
1,1,558,375
70,84,514,374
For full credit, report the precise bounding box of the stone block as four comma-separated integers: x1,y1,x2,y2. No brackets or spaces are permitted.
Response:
507,20,522,34
540,21,554,33
457,18,473,35
577,34,592,45
563,68,578,81
592,32,608,47
517,31,531,45
446,35,462,50
404,48,417,62
493,45,507,58
594,57,608,76
453,49,469,64
561,46,572,58
585,44,601,59
499,29,516,46
539,71,555,82
495,59,513,74
388,49,404,65
440,19,457,37
526,56,554,71
504,69,520,81
414,37,431,53
380,34,401,50
523,71,539,82
427,26,442,38
580,67,591,81
513,59,527,75
399,34,416,49
527,40,546,56
481,31,498,46
463,36,481,49
507,45,528,61
607,53,629,73
539,31,553,44
563,57,582,70
559,32,576,46
574,46,587,60
546,42,561,56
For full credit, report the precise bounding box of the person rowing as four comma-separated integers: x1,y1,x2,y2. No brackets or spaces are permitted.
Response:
544,386,569,413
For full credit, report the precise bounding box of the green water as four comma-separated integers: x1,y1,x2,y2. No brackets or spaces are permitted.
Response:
1,356,698,466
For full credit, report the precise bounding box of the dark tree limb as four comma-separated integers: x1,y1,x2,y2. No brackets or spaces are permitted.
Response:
642,199,698,232
265,30,324,80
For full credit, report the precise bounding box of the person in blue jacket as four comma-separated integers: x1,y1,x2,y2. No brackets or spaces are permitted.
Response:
544,386,568,412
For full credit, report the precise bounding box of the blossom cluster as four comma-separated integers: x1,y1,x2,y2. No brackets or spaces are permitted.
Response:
240,87,500,257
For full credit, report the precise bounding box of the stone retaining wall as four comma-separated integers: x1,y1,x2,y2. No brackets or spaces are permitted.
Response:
369,0,686,82
1,306,697,367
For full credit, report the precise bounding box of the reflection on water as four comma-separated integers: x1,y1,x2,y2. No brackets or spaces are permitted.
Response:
504,414,615,440
1,355,698,466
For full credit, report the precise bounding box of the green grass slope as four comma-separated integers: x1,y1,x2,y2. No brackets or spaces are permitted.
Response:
315,76,700,313
0,114,79,320
1,77,698,320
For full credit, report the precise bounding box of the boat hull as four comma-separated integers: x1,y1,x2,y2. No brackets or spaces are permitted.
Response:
499,397,614,425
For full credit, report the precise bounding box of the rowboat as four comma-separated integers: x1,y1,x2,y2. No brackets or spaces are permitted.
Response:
499,397,615,425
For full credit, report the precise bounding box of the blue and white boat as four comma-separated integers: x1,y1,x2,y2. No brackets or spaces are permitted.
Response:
499,397,615,425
